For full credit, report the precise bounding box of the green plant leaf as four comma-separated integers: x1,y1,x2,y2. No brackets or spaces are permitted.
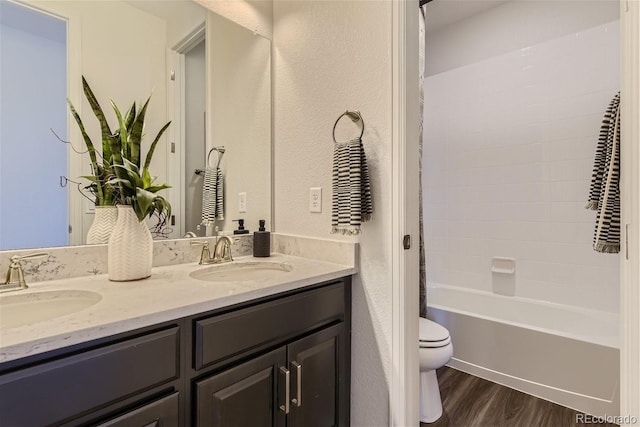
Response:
124,102,136,135
146,184,171,193
129,97,150,168
143,121,171,172
82,76,113,164
67,99,105,205
111,100,130,160
135,188,157,222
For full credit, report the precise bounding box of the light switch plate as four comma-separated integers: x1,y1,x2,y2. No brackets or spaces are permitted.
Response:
238,192,247,213
310,187,322,213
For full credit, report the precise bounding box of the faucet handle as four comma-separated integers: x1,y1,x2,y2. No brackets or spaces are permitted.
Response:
191,241,211,265
2,252,48,292
10,252,48,263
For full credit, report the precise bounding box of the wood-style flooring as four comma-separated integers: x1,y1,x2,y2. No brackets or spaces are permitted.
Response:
422,367,618,427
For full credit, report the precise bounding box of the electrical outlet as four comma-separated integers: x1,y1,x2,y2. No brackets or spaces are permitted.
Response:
310,187,322,213
239,192,247,213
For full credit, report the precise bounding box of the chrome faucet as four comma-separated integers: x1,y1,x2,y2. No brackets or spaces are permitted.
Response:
0,252,48,293
191,237,235,265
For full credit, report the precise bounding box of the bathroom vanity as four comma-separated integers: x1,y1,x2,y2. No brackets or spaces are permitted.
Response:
0,250,354,426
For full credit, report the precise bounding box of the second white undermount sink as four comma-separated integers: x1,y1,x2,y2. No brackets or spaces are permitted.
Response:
0,290,102,330
189,261,293,283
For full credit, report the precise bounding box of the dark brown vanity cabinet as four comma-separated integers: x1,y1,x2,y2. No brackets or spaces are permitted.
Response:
0,326,182,427
0,277,351,426
194,324,346,427
192,280,350,427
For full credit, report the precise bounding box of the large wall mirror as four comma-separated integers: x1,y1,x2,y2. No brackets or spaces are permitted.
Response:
0,0,272,251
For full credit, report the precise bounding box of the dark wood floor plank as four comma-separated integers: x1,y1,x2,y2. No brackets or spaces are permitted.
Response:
420,367,618,427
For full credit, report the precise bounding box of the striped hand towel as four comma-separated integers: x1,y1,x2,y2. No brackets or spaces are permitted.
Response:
201,167,224,223
331,138,373,235
586,92,620,253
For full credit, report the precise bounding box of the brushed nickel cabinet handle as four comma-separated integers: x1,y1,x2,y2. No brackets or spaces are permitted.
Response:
279,366,290,414
291,361,302,407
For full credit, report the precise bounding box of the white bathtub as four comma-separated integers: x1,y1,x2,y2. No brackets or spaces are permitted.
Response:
427,284,619,418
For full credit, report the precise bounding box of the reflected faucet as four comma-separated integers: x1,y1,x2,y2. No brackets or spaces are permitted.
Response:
0,252,48,293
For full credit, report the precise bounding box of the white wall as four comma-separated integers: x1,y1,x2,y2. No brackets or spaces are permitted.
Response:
273,1,393,425
426,0,620,76
423,3,620,313
196,0,272,39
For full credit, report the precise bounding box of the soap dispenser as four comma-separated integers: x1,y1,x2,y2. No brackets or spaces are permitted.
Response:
233,219,249,235
253,220,271,257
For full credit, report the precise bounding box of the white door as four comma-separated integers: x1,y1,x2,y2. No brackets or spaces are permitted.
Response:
0,1,68,250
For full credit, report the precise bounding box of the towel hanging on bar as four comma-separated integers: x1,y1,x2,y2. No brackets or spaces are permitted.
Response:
331,111,373,235
586,92,620,254
201,167,224,223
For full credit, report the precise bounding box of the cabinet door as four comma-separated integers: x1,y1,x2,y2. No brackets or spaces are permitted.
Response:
195,347,286,427
96,392,179,427
287,324,346,427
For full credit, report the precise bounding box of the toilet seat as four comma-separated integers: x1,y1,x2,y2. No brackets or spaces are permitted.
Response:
419,318,451,348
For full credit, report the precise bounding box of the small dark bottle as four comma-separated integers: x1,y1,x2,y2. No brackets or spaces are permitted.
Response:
233,219,249,235
253,220,271,257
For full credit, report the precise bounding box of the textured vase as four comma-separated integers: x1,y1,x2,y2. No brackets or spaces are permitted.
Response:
108,205,153,281
86,206,118,244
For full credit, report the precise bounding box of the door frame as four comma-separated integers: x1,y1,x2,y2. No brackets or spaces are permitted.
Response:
392,0,640,425
167,22,206,239
620,0,640,422
391,1,420,426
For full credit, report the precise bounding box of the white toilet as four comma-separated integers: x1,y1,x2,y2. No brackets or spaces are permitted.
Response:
419,317,453,423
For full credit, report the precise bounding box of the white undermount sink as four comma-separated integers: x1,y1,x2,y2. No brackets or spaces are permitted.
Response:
0,290,102,330
189,261,293,283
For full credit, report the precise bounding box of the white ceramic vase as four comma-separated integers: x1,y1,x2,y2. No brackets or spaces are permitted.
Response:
86,206,118,244
108,205,153,281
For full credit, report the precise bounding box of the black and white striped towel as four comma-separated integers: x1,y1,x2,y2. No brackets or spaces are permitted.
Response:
586,92,620,254
202,167,224,223
331,138,373,235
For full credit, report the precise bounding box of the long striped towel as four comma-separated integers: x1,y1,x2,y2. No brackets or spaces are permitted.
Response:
586,92,620,253
202,167,224,223
331,138,373,235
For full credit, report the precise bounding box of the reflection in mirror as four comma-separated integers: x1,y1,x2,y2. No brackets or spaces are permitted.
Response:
0,0,272,251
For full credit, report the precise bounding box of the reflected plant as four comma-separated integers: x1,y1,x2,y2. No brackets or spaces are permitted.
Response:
105,87,172,224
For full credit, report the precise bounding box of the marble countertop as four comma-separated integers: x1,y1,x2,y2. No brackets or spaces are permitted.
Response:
0,253,356,364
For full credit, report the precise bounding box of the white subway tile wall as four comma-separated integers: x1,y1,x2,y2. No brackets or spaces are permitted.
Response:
424,21,620,313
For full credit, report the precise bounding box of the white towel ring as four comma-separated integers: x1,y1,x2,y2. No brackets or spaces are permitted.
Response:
333,110,365,143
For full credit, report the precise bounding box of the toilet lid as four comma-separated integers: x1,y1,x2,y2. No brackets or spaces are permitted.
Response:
419,318,450,343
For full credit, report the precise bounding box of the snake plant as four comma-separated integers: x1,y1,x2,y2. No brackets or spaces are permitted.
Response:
69,76,172,223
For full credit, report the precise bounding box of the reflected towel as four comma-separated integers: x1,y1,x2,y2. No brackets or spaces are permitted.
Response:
331,138,373,235
586,92,620,253
202,167,224,223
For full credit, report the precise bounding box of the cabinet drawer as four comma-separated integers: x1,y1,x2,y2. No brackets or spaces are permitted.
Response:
97,392,179,427
195,282,344,370
0,327,179,426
